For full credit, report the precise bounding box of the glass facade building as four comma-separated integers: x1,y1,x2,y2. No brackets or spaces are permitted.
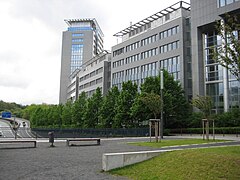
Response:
204,31,240,112
59,19,104,104
191,0,240,113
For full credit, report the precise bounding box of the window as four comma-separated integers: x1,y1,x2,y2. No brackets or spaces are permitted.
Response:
226,0,234,4
96,67,103,74
160,56,180,80
140,48,158,60
90,71,95,77
168,29,172,36
70,44,83,73
113,48,124,57
96,78,102,84
72,33,84,37
72,38,83,43
218,0,237,7
90,80,95,86
159,26,179,40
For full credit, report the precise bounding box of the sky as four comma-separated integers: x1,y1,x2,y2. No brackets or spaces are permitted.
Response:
0,0,190,105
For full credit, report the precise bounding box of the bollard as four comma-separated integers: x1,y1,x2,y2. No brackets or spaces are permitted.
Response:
48,131,55,147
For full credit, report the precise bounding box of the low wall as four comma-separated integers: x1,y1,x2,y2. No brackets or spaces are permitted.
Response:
102,149,173,171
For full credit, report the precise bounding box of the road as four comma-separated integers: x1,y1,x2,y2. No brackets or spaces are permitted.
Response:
0,120,15,138
0,118,34,138
14,118,34,138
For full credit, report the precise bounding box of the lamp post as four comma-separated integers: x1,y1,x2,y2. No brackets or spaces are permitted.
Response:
160,70,164,139
13,115,17,139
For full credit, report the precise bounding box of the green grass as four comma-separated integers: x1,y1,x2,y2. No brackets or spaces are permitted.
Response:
110,145,240,180
129,139,227,148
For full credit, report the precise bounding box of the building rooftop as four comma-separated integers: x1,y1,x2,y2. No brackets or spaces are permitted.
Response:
64,18,104,37
113,1,190,37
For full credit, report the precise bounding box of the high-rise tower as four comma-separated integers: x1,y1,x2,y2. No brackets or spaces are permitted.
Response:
59,19,104,104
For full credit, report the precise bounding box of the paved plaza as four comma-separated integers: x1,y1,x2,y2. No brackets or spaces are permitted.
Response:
0,137,156,180
0,136,239,180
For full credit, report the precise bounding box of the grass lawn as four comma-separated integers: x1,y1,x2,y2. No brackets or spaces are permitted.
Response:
129,139,228,148
110,145,240,180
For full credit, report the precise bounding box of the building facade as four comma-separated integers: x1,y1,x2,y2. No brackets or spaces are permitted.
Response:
67,50,111,101
59,19,104,104
111,2,192,100
191,0,240,113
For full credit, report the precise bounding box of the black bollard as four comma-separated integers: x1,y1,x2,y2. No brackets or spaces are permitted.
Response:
48,131,55,147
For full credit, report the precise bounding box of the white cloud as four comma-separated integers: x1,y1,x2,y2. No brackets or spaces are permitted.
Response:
0,0,189,105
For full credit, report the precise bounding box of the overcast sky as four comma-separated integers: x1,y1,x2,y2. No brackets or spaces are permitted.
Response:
0,0,190,105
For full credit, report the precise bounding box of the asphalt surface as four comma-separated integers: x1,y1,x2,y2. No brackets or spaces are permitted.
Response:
0,138,156,180
0,136,239,180
0,120,15,138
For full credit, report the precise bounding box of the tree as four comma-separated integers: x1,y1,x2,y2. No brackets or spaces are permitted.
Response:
114,81,138,128
192,95,213,140
72,92,87,127
140,92,162,119
130,94,152,127
83,88,103,128
192,95,213,119
61,101,73,127
215,13,240,80
140,71,190,129
99,86,120,128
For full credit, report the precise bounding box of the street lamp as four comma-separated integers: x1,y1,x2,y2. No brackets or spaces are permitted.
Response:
160,70,164,139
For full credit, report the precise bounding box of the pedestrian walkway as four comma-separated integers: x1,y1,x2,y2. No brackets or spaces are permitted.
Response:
170,134,240,141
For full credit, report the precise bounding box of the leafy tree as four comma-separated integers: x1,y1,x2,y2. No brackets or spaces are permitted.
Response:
214,13,240,80
30,105,49,127
99,86,120,128
83,88,102,128
72,92,87,127
141,71,190,129
114,81,138,128
185,112,204,128
22,105,36,120
0,100,25,112
192,95,213,119
47,105,62,127
214,108,240,127
140,92,162,119
130,94,152,127
61,101,73,127
192,95,213,140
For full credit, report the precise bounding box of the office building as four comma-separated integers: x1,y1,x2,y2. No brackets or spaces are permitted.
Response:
111,1,192,100
59,19,104,104
191,0,240,112
67,50,111,101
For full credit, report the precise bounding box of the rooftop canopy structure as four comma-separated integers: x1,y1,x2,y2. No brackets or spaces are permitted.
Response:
113,1,190,37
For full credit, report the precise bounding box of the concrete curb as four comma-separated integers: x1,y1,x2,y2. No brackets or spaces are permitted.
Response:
102,149,177,171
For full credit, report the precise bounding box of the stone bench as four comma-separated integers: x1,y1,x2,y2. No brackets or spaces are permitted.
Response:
0,140,37,148
66,138,100,146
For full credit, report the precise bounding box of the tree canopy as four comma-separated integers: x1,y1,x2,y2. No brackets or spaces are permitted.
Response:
215,14,240,80
192,95,213,119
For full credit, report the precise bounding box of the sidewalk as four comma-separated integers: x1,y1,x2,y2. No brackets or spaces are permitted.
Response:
169,134,240,141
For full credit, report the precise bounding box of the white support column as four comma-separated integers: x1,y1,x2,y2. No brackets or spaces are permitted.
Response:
223,67,229,112
221,19,230,112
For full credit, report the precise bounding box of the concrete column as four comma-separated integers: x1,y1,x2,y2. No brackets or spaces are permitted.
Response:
223,67,229,112
221,19,229,112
